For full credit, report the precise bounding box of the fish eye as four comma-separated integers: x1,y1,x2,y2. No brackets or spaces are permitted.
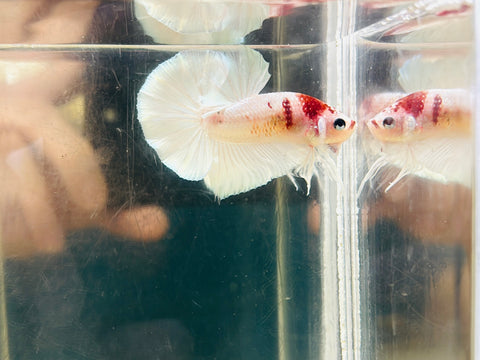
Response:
382,117,395,128
333,118,346,130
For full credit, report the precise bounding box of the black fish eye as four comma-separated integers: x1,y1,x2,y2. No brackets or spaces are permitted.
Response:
333,118,346,130
383,116,395,128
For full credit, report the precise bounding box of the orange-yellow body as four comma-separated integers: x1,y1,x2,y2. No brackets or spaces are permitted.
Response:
203,92,355,146
368,89,472,142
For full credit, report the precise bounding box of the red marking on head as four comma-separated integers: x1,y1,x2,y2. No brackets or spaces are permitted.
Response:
282,98,293,129
267,102,272,109
432,94,442,125
298,94,332,120
394,91,427,117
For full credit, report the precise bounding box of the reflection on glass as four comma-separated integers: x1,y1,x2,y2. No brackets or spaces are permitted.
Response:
357,1,473,358
0,1,474,360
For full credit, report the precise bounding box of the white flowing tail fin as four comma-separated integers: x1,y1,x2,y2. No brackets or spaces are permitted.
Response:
137,47,275,197
138,51,225,180
134,0,269,44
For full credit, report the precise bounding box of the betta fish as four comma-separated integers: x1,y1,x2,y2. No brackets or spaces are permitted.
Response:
359,89,472,194
137,47,355,199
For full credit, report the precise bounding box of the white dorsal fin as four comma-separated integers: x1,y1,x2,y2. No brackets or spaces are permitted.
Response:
218,48,271,101
137,48,272,185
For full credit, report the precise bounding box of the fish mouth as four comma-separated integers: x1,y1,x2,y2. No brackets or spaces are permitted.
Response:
369,119,379,129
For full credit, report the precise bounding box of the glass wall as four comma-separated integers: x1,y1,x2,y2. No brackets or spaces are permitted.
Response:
0,1,474,359
356,2,473,358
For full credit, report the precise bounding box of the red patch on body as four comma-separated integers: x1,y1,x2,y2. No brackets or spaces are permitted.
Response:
267,102,272,109
432,94,442,125
282,98,293,129
395,91,427,117
298,94,332,120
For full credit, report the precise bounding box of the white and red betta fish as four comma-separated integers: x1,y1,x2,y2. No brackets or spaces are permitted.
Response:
137,47,355,199
360,89,472,193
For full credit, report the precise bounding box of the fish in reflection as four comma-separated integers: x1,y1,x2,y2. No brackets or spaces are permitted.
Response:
135,0,426,45
134,0,270,44
358,0,472,39
137,48,355,199
359,89,472,194
135,0,334,45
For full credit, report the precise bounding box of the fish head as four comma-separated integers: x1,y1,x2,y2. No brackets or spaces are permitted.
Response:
358,92,405,125
367,104,418,142
320,110,356,145
299,95,355,145
367,91,428,141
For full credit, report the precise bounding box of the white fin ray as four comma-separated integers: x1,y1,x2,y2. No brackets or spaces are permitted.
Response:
204,142,310,199
148,126,214,180
402,137,472,187
134,0,269,45
286,173,301,192
357,154,389,197
213,49,271,102
292,147,317,194
314,148,341,185
138,48,272,184
138,51,230,180
360,136,473,194
383,147,418,192
291,146,340,195
135,0,268,34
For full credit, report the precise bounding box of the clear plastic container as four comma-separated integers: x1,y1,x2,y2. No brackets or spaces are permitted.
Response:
0,1,474,359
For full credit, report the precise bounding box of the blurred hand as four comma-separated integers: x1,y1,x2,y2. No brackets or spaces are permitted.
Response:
0,0,169,258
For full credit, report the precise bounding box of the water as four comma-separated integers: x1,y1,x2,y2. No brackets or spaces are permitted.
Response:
355,3,473,358
0,1,474,359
